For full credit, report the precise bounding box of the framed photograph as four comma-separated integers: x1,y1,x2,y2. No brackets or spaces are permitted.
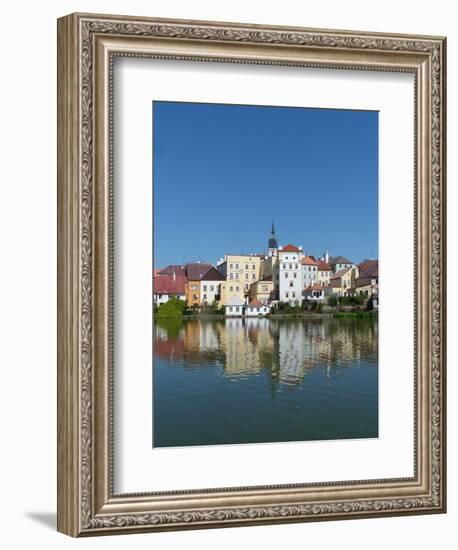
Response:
57,13,446,536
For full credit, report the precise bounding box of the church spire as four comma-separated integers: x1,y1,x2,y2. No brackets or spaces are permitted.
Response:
268,220,278,254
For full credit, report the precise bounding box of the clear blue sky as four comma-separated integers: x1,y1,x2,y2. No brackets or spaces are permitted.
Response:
153,101,378,268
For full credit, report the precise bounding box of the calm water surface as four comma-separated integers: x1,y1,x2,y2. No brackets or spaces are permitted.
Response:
153,317,378,447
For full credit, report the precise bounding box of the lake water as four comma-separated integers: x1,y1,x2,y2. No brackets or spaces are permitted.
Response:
153,316,378,447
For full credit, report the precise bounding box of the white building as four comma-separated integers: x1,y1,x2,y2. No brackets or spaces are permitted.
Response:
245,299,271,316
278,244,303,304
199,266,225,306
303,284,331,301
301,255,319,287
225,295,245,316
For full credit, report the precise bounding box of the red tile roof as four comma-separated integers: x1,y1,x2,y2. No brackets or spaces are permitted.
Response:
301,255,319,266
317,260,332,271
186,263,212,281
248,298,266,308
159,264,187,276
358,259,378,276
281,244,300,252
358,260,379,281
153,274,186,295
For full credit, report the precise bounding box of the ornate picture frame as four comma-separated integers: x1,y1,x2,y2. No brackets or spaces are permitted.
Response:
57,12,446,536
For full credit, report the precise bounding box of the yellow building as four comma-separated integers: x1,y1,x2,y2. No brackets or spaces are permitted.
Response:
317,259,332,287
330,267,357,296
217,254,262,299
249,277,274,303
220,280,245,306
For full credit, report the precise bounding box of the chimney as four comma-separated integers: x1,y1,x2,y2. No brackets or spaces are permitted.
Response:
173,272,176,281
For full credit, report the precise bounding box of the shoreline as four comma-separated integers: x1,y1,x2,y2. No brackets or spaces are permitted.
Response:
155,311,377,321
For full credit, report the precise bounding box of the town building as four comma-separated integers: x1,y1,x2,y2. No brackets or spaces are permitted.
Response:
184,263,212,306
199,266,226,306
217,253,262,297
245,298,271,316
249,276,274,304
153,272,186,305
301,255,319,287
278,243,303,304
329,255,358,276
330,267,357,296
225,295,245,317
303,284,330,302
317,259,332,286
220,280,245,306
355,259,379,297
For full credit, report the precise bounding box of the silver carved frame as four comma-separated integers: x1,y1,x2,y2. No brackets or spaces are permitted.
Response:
57,13,446,536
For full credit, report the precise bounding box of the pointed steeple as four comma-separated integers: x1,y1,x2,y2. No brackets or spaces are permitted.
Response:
268,220,278,253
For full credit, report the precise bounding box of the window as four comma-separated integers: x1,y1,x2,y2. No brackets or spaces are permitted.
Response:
285,292,289,298
203,285,207,291
235,263,239,269
252,264,255,270
262,285,268,291
245,284,249,290
245,264,248,269
290,282,294,288
210,285,214,291
285,273,288,278
229,263,233,269
203,294,207,300
236,286,239,291
252,273,255,280
289,263,292,269
230,286,233,292
283,263,286,269
245,273,249,280
293,273,297,279
235,306,239,313
292,292,296,298
228,306,232,312
229,273,233,280
235,273,239,279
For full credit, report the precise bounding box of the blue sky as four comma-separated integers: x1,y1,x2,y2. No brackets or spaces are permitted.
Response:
153,101,378,268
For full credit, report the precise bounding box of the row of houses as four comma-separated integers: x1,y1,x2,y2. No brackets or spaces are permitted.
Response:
154,224,378,315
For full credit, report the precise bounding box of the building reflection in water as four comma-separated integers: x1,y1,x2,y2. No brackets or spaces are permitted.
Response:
154,317,378,389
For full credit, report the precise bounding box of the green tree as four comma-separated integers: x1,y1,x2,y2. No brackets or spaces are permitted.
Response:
155,296,186,319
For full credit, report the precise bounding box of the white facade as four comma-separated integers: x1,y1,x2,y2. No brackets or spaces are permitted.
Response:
303,286,330,301
245,303,271,316
200,280,222,305
278,247,303,304
302,262,318,287
225,295,245,316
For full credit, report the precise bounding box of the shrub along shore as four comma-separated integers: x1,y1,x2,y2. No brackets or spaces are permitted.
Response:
154,296,377,320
